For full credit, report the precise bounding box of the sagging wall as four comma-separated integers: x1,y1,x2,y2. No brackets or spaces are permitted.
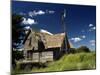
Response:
25,50,54,63
24,47,62,63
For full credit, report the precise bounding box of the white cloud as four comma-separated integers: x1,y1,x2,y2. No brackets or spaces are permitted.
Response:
46,10,55,14
48,10,55,14
81,24,95,33
36,10,45,15
70,37,82,43
92,27,96,30
40,29,53,35
88,23,96,31
81,35,86,39
29,10,55,17
89,26,96,31
29,10,45,17
22,17,37,25
70,35,86,43
89,24,93,27
90,40,95,46
29,12,34,17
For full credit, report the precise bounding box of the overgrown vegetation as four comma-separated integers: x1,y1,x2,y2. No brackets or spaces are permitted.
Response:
31,52,95,72
13,52,96,74
12,45,96,74
69,46,90,54
12,14,24,69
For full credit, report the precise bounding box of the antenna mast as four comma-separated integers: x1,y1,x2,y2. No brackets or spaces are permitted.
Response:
61,9,70,52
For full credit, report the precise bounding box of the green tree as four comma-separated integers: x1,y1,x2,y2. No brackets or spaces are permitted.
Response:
77,46,90,53
12,14,23,41
12,14,23,69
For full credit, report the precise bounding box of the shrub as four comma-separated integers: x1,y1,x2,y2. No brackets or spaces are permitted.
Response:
69,48,76,54
76,46,90,53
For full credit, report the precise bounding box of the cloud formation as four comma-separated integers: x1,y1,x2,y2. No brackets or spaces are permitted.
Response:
89,26,96,31
28,10,55,17
81,35,86,39
22,17,37,25
29,10,45,17
89,24,93,27
88,23,96,32
90,40,95,46
70,35,86,43
46,10,55,14
70,37,82,43
81,24,96,33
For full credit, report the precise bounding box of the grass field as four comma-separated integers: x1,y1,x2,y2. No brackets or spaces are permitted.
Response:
30,52,96,72
13,52,96,74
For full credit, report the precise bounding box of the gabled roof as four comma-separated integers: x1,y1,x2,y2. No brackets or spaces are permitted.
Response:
44,33,65,48
24,30,66,50
24,31,38,50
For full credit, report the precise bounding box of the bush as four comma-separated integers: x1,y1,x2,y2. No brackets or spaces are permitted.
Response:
76,46,90,53
69,48,76,54
12,50,24,69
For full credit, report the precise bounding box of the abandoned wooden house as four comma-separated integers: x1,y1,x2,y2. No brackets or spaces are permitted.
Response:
21,29,70,63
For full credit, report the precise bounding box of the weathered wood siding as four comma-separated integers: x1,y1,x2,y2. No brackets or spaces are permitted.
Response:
42,51,53,62
26,51,54,63
32,53,39,62
24,32,38,50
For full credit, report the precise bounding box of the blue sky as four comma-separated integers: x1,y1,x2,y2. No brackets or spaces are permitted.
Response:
12,1,96,50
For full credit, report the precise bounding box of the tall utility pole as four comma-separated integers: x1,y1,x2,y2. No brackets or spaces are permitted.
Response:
61,9,70,53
